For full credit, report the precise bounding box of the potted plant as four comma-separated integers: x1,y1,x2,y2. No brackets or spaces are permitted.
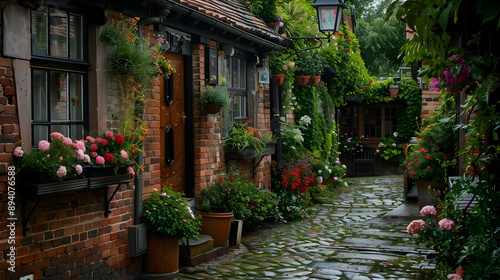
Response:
13,132,88,184
201,84,231,114
142,187,202,273
295,50,324,87
222,120,276,159
269,54,293,86
405,116,456,209
196,175,234,247
308,49,324,86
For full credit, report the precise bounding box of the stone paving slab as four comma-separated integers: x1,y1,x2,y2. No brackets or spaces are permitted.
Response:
175,176,435,279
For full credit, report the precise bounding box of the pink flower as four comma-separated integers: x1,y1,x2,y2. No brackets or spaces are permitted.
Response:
84,155,91,163
105,131,113,139
288,61,295,68
75,140,86,152
59,156,63,162
77,149,85,160
50,132,64,139
13,147,24,157
127,166,135,176
407,219,426,233
86,136,96,143
438,218,455,230
90,152,97,158
75,164,83,175
96,156,105,165
430,77,442,92
101,139,108,146
420,205,437,216
63,137,73,146
91,144,98,151
120,150,129,160
282,64,288,71
38,140,50,152
447,274,463,280
56,166,67,178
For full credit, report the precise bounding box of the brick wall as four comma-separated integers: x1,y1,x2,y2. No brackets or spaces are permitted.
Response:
421,89,441,120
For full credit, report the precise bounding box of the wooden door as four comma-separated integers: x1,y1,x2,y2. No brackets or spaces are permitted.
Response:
160,52,185,193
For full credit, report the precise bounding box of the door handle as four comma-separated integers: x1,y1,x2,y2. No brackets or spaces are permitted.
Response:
182,114,186,123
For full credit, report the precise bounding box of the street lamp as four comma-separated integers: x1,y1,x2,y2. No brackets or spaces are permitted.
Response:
311,0,348,35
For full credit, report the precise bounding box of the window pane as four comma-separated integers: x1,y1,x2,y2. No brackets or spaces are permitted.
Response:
50,8,68,58
231,58,238,88
69,13,83,60
52,125,69,137
239,60,246,89
233,95,247,119
33,125,48,145
50,72,68,121
69,73,83,121
32,69,48,121
70,125,84,140
31,7,48,56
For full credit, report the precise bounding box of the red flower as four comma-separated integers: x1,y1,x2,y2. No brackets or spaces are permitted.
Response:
104,153,114,163
425,155,431,159
115,134,124,145
345,48,350,51
411,171,416,175
427,166,431,169
101,139,108,146
219,176,224,184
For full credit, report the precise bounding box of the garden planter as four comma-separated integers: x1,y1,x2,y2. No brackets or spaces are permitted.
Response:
224,143,276,160
204,103,223,114
87,166,116,178
198,211,233,247
272,74,285,86
309,76,321,86
416,179,439,209
295,75,311,87
145,231,179,274
266,21,280,32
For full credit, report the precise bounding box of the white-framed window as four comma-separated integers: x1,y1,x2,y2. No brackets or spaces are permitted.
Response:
31,6,88,146
225,56,248,120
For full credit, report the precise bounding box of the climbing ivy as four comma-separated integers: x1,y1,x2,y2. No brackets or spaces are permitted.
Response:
397,79,422,142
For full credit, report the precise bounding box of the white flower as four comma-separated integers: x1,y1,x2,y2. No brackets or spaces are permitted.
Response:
299,115,312,126
342,164,346,169
378,142,384,147
318,170,322,174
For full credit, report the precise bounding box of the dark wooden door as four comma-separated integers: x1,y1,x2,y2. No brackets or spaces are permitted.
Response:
160,52,185,193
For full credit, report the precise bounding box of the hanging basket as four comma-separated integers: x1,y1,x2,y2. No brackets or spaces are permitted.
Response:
272,74,286,86
309,76,321,86
295,75,311,87
204,103,223,114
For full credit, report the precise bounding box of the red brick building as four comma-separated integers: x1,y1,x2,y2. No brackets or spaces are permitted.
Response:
0,0,286,278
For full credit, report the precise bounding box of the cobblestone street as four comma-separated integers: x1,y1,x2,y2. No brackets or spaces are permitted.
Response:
177,176,435,280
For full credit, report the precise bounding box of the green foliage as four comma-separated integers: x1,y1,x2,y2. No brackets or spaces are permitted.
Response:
223,121,266,157
197,168,279,228
397,79,422,141
201,85,230,107
246,0,279,22
295,48,324,76
338,133,365,154
377,133,406,165
142,187,201,239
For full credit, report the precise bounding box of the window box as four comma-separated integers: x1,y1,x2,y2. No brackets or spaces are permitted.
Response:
224,143,276,160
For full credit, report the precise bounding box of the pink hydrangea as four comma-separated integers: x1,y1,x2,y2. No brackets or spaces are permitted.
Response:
90,152,97,158
438,218,455,230
420,205,437,216
447,274,463,280
91,144,98,151
120,150,129,160
75,140,86,152
127,166,135,176
56,166,67,178
101,139,108,146
105,131,114,139
407,219,426,234
96,156,105,165
38,140,50,152
63,137,73,146
13,147,24,157
75,164,83,175
50,132,64,139
86,136,96,143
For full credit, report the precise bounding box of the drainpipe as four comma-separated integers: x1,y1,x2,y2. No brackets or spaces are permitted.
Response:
133,152,143,224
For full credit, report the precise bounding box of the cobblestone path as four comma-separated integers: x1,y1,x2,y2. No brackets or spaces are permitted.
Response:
177,176,435,280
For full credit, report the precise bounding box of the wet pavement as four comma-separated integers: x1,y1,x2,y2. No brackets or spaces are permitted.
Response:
176,176,435,280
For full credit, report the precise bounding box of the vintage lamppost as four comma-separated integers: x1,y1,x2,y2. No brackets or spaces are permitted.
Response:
311,0,347,36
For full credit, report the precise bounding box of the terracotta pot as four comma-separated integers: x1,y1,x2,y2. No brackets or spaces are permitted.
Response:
295,75,311,87
145,232,179,274
309,76,321,86
272,74,286,86
416,179,439,209
204,103,223,114
266,22,280,32
198,211,233,247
